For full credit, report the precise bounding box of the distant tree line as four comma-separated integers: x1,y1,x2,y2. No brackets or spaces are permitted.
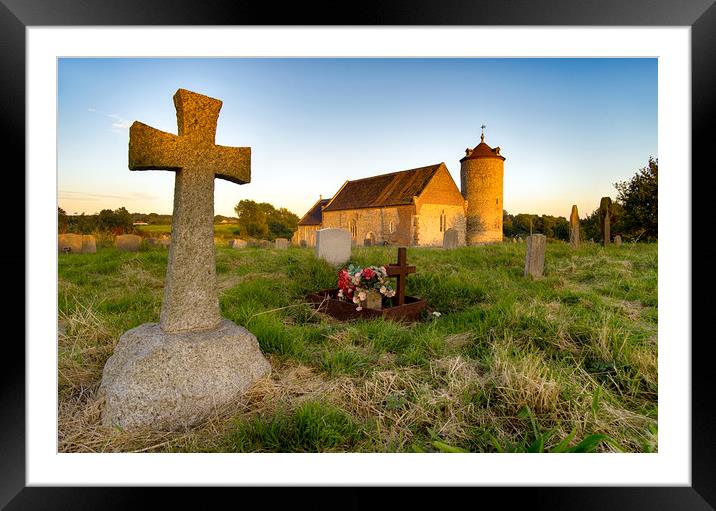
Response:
58,207,136,235
233,200,299,240
503,212,569,240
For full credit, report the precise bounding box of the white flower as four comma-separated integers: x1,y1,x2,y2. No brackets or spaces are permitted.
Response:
432,311,442,317
337,290,344,298
380,286,387,293
356,306,363,311
353,296,360,304
358,291,367,301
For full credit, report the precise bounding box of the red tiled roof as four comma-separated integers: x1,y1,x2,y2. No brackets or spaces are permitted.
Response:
298,198,330,226
322,164,443,212
460,141,506,162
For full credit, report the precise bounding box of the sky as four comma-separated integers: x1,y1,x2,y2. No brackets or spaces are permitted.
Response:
57,58,657,219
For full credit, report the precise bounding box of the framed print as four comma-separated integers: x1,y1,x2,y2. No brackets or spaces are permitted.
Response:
5,0,713,507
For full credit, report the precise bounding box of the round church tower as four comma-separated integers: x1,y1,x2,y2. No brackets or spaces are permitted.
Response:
460,130,506,245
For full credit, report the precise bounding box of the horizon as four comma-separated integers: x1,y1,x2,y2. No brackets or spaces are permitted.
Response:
58,58,657,220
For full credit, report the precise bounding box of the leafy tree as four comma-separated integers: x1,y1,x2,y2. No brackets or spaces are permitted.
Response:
614,157,658,241
58,207,68,233
234,199,269,238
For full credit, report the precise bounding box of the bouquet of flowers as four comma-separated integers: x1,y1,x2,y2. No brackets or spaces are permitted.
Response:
337,263,396,311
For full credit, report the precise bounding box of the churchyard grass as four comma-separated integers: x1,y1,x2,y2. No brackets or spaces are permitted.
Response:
58,242,658,453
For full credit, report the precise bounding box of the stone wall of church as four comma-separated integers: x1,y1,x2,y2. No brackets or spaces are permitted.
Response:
414,203,466,246
322,205,415,246
296,225,320,247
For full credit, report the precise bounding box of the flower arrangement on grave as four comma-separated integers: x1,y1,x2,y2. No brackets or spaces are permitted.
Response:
337,264,396,311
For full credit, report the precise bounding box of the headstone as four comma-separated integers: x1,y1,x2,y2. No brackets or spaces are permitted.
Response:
315,228,352,266
99,89,270,431
512,237,517,244
300,240,307,248
275,238,289,250
442,228,459,249
599,197,611,246
385,247,416,306
614,235,622,247
524,234,546,278
58,233,83,254
363,238,372,247
259,239,271,249
569,205,580,248
115,234,142,252
145,237,161,247
229,239,247,249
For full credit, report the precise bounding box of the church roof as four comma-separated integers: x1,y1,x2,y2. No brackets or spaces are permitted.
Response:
298,198,331,226
460,140,506,162
322,163,443,212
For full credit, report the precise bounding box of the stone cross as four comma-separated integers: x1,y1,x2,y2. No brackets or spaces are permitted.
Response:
569,204,580,248
129,89,250,332
386,247,415,306
599,197,611,247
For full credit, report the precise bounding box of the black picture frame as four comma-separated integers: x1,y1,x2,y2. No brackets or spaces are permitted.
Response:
5,0,711,508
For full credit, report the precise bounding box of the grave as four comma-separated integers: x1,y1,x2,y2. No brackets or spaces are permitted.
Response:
363,238,372,247
442,228,459,249
315,228,351,266
600,197,611,246
259,239,272,249
524,234,546,278
614,235,622,247
275,238,289,250
229,239,247,249
58,233,83,254
307,247,426,322
99,89,270,431
115,234,142,252
569,204,580,248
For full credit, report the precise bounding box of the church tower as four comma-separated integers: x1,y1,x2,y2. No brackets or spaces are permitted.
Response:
460,127,506,245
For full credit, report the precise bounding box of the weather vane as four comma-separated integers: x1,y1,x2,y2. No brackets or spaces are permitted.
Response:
480,124,486,142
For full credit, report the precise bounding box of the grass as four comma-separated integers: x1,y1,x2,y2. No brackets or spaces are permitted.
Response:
57,241,657,453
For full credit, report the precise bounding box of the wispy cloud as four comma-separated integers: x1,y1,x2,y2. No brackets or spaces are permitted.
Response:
60,190,159,201
88,108,132,131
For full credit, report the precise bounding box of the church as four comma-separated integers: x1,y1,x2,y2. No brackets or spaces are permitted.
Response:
294,132,506,247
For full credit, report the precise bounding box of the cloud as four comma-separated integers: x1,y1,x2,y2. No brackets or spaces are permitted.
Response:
88,108,132,131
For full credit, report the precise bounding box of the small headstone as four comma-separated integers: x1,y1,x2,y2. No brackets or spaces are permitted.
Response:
363,238,372,247
229,239,247,249
524,234,546,278
569,205,580,248
512,237,517,244
275,238,289,250
614,235,622,246
300,240,307,248
145,237,161,247
599,197,611,246
81,235,97,253
315,228,352,266
115,234,142,252
58,233,83,254
442,228,459,249
259,239,271,249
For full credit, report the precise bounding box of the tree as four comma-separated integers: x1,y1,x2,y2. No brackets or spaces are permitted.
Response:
58,207,68,233
234,199,268,238
614,157,658,241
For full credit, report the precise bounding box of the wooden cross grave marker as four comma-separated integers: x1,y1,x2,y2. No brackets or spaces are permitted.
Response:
129,88,251,333
385,247,416,306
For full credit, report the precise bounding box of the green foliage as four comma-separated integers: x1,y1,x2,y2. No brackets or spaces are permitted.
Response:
614,157,658,241
234,199,299,240
503,211,569,241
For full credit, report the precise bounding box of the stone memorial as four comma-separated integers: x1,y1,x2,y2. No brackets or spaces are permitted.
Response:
275,237,289,250
599,197,611,246
524,234,546,278
569,205,580,248
442,228,459,249
259,239,271,249
145,237,161,247
229,239,247,249
115,234,142,252
315,228,352,266
300,240,307,248
99,89,270,431
363,238,372,247
81,235,97,253
58,233,83,254
614,235,622,247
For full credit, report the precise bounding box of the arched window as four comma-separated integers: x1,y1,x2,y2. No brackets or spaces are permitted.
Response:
440,210,447,232
388,220,395,234
350,220,357,238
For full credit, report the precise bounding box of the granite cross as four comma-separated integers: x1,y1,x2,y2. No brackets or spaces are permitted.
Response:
129,89,250,333
386,247,416,306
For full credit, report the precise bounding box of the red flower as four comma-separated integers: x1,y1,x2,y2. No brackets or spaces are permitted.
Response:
362,268,375,279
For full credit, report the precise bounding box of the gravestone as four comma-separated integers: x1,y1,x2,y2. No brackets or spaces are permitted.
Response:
300,239,307,248
81,235,97,253
275,238,289,250
99,89,270,431
316,228,351,266
524,234,546,278
259,239,271,249
614,235,622,247
58,233,83,254
363,238,372,247
569,205,580,248
145,237,161,247
442,228,459,249
229,239,247,249
386,247,416,306
512,237,517,244
599,197,611,246
115,234,142,252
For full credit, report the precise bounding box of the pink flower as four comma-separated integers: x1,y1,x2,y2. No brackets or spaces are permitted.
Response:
362,268,375,279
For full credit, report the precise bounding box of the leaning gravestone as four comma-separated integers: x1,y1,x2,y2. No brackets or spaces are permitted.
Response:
569,205,580,248
275,238,289,250
614,235,622,247
599,197,611,246
442,228,459,249
115,234,142,252
99,89,270,431
524,234,546,278
316,228,351,266
58,233,83,254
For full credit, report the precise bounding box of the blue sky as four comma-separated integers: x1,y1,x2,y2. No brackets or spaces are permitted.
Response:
58,58,657,219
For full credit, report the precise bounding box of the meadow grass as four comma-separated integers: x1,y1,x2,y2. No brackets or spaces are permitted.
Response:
57,241,657,453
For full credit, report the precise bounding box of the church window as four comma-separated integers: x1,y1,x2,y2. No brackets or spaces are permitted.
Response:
388,220,395,233
350,220,357,238
440,210,447,232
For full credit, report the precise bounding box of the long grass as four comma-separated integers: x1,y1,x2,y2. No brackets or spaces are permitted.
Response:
57,241,657,453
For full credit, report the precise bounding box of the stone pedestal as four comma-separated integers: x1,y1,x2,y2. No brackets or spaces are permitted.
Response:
524,234,546,278
99,319,271,431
